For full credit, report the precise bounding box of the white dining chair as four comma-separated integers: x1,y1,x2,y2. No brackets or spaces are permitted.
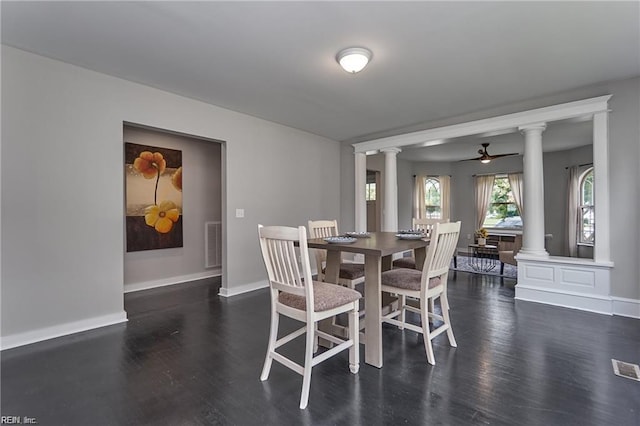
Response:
257,224,360,409
393,218,450,269
307,220,365,289
381,221,461,365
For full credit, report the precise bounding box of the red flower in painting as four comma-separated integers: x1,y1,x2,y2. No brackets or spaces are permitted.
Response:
133,151,166,179
172,166,182,192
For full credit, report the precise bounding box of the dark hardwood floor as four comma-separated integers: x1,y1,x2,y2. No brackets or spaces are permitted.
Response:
2,272,639,425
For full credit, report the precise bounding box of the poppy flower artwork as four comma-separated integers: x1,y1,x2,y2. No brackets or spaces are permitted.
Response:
125,142,183,251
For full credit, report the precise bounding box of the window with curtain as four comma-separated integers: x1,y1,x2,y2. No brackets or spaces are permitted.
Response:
579,168,594,244
482,175,522,228
424,177,441,218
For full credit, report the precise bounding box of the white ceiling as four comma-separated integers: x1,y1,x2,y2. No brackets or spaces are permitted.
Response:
2,1,639,159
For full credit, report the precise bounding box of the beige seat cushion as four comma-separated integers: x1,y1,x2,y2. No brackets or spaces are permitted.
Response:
392,257,416,269
279,281,362,312
381,268,441,291
322,262,365,280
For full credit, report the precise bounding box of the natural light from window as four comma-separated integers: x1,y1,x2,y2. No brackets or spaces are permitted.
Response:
579,168,594,244
483,175,521,228
425,177,441,219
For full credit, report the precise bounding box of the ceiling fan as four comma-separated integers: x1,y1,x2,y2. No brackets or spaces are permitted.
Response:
464,143,519,164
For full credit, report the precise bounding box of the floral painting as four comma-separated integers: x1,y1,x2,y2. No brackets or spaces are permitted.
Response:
125,142,183,251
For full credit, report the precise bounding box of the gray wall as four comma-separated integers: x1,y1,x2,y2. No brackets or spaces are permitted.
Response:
123,126,222,288
1,47,342,341
341,76,640,301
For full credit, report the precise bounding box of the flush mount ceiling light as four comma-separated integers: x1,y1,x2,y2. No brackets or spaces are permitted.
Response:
336,47,372,73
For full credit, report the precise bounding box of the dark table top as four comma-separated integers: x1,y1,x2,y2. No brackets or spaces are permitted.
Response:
307,231,429,257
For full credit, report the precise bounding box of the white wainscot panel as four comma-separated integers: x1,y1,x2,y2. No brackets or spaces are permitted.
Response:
560,268,595,288
515,255,613,315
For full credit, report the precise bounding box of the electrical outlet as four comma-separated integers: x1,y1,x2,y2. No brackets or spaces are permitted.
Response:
467,233,472,240
235,208,244,218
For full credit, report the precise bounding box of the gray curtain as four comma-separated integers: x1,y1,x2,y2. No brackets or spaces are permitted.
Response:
566,166,579,257
413,174,426,219
474,175,495,230
508,173,524,223
440,175,451,221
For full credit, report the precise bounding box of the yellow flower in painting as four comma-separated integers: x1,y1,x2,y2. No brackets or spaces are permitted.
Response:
133,151,166,179
145,201,180,233
171,166,182,191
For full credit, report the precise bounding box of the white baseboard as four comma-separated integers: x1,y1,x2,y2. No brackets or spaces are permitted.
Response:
612,297,640,319
219,279,268,297
515,284,613,315
1,311,128,351
124,270,221,293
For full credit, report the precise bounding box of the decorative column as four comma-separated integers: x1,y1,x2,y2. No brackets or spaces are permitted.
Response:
380,148,401,232
519,123,548,256
354,152,367,233
592,111,610,263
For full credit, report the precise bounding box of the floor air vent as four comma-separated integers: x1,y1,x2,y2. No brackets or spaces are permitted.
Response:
611,359,640,381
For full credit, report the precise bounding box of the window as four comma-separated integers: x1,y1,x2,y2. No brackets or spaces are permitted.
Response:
579,168,594,244
365,182,376,201
424,177,441,218
483,176,521,228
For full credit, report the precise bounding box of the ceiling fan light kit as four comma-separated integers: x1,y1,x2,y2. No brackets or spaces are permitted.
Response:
464,142,519,163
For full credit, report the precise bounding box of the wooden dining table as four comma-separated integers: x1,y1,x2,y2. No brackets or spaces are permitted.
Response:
306,232,429,368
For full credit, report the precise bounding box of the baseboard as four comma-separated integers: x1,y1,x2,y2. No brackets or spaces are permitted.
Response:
612,297,640,319
1,311,128,351
515,284,613,315
219,279,268,297
124,270,221,293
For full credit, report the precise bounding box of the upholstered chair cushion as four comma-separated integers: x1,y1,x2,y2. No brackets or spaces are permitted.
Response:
381,268,441,291
322,262,366,280
392,257,417,269
279,282,362,312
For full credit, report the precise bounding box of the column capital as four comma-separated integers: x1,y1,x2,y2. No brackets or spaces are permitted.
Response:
518,123,547,133
380,147,402,154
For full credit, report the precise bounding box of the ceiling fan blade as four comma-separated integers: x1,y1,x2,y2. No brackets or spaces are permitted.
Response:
488,153,519,159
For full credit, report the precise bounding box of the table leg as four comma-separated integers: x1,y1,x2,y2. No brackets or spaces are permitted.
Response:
364,254,383,368
414,246,427,271
318,251,344,347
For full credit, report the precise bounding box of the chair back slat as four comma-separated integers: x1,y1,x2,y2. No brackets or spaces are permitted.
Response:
308,220,339,279
258,225,313,299
421,221,461,289
413,218,449,237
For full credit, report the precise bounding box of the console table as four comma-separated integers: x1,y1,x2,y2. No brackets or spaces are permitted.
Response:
468,244,499,272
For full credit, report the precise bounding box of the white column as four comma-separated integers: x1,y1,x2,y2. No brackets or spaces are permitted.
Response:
354,152,367,233
380,148,401,232
592,111,610,262
519,123,548,256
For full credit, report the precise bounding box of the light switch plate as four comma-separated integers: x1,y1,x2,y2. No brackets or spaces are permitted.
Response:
236,208,245,218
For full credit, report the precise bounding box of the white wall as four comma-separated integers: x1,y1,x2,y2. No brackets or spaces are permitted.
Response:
342,76,640,302
123,126,222,290
1,47,342,346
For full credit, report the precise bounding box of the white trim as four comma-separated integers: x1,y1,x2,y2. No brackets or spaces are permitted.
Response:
516,253,614,268
1,311,128,351
219,279,269,297
124,270,221,293
515,285,613,315
612,297,640,319
353,95,612,153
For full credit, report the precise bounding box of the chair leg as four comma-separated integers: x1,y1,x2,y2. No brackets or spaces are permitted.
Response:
299,321,315,409
500,262,505,275
398,294,406,329
441,292,457,348
348,304,360,374
421,299,436,365
260,309,279,381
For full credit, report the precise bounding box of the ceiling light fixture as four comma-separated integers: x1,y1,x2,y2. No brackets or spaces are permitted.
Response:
336,47,372,73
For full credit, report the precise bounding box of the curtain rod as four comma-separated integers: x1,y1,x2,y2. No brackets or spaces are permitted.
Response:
565,163,593,169
412,174,452,178
471,171,521,177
